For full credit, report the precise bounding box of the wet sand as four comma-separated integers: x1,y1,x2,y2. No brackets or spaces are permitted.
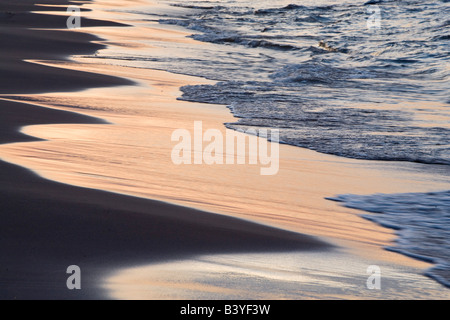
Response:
1,0,449,299
0,0,330,300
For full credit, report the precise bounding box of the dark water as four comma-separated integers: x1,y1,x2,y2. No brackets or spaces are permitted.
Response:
101,0,450,288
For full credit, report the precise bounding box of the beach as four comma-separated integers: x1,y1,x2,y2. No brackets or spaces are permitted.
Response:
0,0,449,299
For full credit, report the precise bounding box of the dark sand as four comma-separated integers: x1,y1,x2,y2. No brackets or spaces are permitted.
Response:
0,0,132,94
0,1,328,299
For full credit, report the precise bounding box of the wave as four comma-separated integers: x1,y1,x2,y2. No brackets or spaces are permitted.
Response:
254,4,308,15
159,19,301,51
328,191,450,288
179,79,450,166
154,0,450,166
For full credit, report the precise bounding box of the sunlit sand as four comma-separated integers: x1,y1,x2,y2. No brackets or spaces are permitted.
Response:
1,0,449,299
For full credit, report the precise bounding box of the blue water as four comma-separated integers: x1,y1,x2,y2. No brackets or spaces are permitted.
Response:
101,0,450,288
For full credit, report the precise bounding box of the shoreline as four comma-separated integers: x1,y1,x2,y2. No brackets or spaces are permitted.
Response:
1,0,448,299
0,0,330,300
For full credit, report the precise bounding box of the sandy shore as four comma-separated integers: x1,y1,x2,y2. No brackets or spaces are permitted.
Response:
0,0,331,300
1,0,449,299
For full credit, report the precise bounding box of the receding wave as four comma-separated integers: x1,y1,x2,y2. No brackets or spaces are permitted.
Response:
155,0,450,166
103,1,450,166
329,191,450,288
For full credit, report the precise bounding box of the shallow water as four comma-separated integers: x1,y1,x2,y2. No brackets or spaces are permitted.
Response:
103,0,450,164
330,190,450,287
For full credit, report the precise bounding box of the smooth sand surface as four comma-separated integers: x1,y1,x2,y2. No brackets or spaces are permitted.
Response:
1,0,449,299
0,0,331,300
